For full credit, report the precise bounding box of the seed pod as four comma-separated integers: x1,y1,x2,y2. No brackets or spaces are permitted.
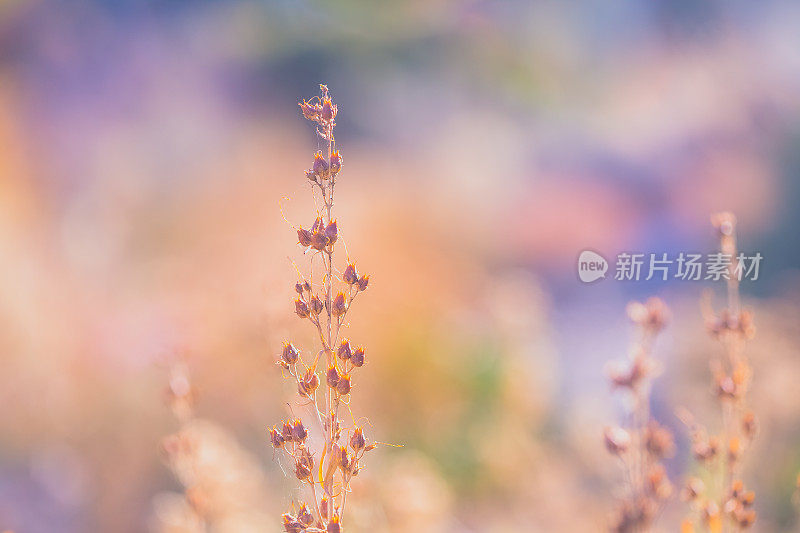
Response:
295,299,310,318
311,216,325,233
313,152,329,179
320,497,329,521
294,282,304,294
294,446,314,480
269,426,285,448
336,374,351,395
350,427,365,451
311,230,330,251
603,426,631,455
326,516,341,533
321,98,337,122
292,418,308,441
310,295,324,315
343,264,358,285
351,346,365,367
324,220,338,245
332,292,347,317
356,274,370,292
299,100,320,121
281,420,294,442
728,436,741,463
337,444,349,469
742,411,757,439
681,477,704,502
297,504,314,527
645,420,675,459
297,228,312,247
294,457,312,480
298,369,319,397
281,342,299,365
330,150,342,175
282,513,303,533
326,366,340,388
337,340,352,361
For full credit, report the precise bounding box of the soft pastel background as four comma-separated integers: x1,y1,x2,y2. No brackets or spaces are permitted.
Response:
1,1,800,531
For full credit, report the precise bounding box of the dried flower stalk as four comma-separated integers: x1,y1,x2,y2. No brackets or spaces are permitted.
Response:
605,297,674,533
270,85,374,533
679,213,757,532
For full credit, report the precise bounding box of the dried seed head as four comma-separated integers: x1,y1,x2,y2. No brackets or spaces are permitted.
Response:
310,295,324,315
627,297,669,333
295,298,310,318
356,274,370,292
282,513,303,533
282,420,294,442
337,339,352,361
734,509,756,528
297,504,314,527
332,292,347,317
295,282,304,294
335,444,349,469
681,477,705,502
343,264,358,285
313,152,329,180
350,427,365,451
324,220,338,245
336,373,351,395
311,216,325,233
646,465,672,500
311,230,330,251
330,150,342,175
297,228,313,247
281,342,300,365
607,354,650,389
269,426,285,448
326,365,340,388
302,280,312,292
604,426,631,455
321,98,337,122
326,516,341,533
711,211,737,237
295,446,314,478
728,436,741,463
741,411,757,440
320,496,330,521
351,346,365,367
693,436,719,462
645,420,675,459
298,368,319,397
715,374,739,400
292,418,308,441
702,501,721,531
299,99,320,121
294,457,312,480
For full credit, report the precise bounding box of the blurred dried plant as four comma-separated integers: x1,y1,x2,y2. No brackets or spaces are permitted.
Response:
154,362,273,533
604,297,674,532
678,213,757,532
270,85,374,533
